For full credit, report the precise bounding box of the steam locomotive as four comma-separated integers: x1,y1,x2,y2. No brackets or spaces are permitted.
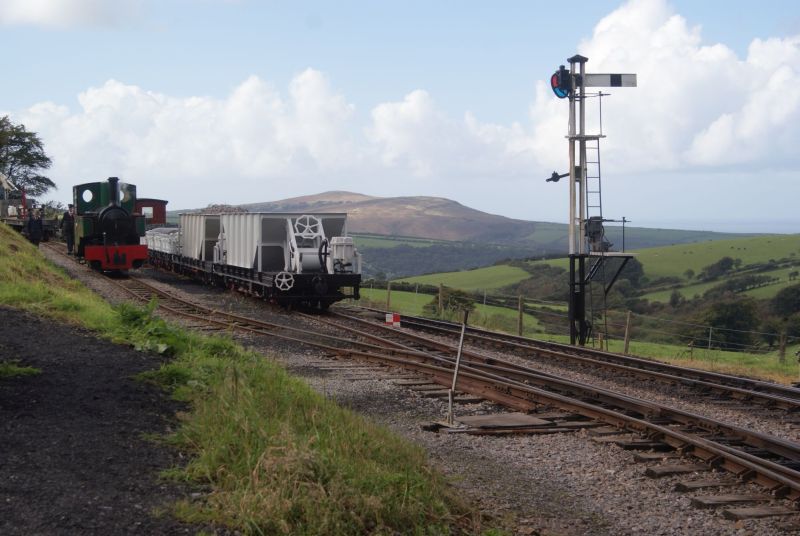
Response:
73,177,148,271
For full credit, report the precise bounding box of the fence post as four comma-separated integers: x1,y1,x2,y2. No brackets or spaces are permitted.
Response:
623,310,632,355
483,289,487,305
517,295,523,336
386,281,392,309
439,283,444,318
779,331,787,364
707,327,713,350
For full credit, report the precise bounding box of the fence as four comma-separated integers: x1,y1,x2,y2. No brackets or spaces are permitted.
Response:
359,280,800,361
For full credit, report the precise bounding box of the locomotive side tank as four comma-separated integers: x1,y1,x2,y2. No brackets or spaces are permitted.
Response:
147,211,361,308
73,177,148,271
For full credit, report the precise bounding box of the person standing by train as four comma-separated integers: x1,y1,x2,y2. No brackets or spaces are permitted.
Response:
26,208,44,247
61,204,75,255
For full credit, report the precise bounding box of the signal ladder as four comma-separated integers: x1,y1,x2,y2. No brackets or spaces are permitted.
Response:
585,136,603,225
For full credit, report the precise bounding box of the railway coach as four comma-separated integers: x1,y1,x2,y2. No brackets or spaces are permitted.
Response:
147,212,361,308
73,177,148,271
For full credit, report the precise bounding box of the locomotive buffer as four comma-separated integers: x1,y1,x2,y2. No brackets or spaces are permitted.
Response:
549,54,637,346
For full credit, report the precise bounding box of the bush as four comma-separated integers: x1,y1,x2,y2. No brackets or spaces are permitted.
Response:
773,284,800,317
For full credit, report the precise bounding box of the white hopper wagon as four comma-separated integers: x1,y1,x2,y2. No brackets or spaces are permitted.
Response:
146,212,361,308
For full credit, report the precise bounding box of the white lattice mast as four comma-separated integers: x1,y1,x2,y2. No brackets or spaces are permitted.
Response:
549,54,637,345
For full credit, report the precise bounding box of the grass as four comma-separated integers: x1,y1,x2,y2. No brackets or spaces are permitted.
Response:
395,265,531,292
632,234,800,281
534,234,800,300
357,288,544,337
0,360,41,379
531,329,798,384
0,223,489,535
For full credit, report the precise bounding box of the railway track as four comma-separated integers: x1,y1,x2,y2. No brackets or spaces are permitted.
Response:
342,306,800,412
106,274,800,512
40,245,800,518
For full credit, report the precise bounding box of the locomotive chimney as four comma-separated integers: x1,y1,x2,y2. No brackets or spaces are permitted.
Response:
108,176,120,207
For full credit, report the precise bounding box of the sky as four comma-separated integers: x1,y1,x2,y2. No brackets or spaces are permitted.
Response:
2,0,800,233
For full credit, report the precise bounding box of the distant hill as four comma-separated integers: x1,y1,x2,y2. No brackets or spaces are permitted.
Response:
241,191,540,244
241,191,756,254
168,191,766,278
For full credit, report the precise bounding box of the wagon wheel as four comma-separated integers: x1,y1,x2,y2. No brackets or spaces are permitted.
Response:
294,215,322,238
274,271,295,291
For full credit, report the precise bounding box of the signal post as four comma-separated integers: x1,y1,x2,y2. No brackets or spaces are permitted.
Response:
550,55,636,345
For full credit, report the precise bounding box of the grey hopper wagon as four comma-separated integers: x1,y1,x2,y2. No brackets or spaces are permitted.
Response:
147,212,361,308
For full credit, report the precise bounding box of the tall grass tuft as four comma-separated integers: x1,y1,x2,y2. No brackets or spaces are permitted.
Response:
134,307,473,533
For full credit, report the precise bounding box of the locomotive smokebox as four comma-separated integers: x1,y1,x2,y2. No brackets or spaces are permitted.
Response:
107,177,120,207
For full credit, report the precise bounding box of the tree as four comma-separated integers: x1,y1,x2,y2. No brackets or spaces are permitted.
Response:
669,289,684,308
699,256,735,281
619,257,645,287
759,317,783,348
684,268,695,280
773,284,800,317
422,287,475,317
698,298,759,351
0,116,55,198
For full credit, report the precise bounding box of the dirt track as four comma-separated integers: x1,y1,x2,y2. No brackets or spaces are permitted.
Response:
0,306,199,535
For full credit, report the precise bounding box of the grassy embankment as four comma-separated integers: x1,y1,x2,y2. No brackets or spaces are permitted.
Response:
0,223,491,535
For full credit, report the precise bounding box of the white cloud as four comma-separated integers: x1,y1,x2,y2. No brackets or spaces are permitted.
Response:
368,90,536,179
549,0,800,174
8,0,800,230
0,0,142,28
13,71,364,207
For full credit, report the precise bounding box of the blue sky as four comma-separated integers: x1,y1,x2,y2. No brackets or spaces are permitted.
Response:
2,0,800,232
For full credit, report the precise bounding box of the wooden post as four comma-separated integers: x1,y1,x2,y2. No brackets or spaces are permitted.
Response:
386,281,392,309
623,310,632,355
447,310,469,425
517,295,523,336
779,331,787,364
707,327,713,350
439,283,444,318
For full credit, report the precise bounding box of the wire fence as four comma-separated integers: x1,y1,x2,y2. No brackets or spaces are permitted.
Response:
362,280,800,356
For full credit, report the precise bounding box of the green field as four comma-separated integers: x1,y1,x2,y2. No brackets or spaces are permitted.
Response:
629,234,800,280
394,264,531,291
536,234,799,278
531,234,800,302
643,264,798,303
357,288,543,334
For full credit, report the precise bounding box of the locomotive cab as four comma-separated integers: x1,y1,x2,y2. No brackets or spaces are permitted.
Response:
73,177,148,271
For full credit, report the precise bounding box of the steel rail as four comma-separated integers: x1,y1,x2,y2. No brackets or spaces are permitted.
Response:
315,311,800,468
103,275,800,502
345,306,800,408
